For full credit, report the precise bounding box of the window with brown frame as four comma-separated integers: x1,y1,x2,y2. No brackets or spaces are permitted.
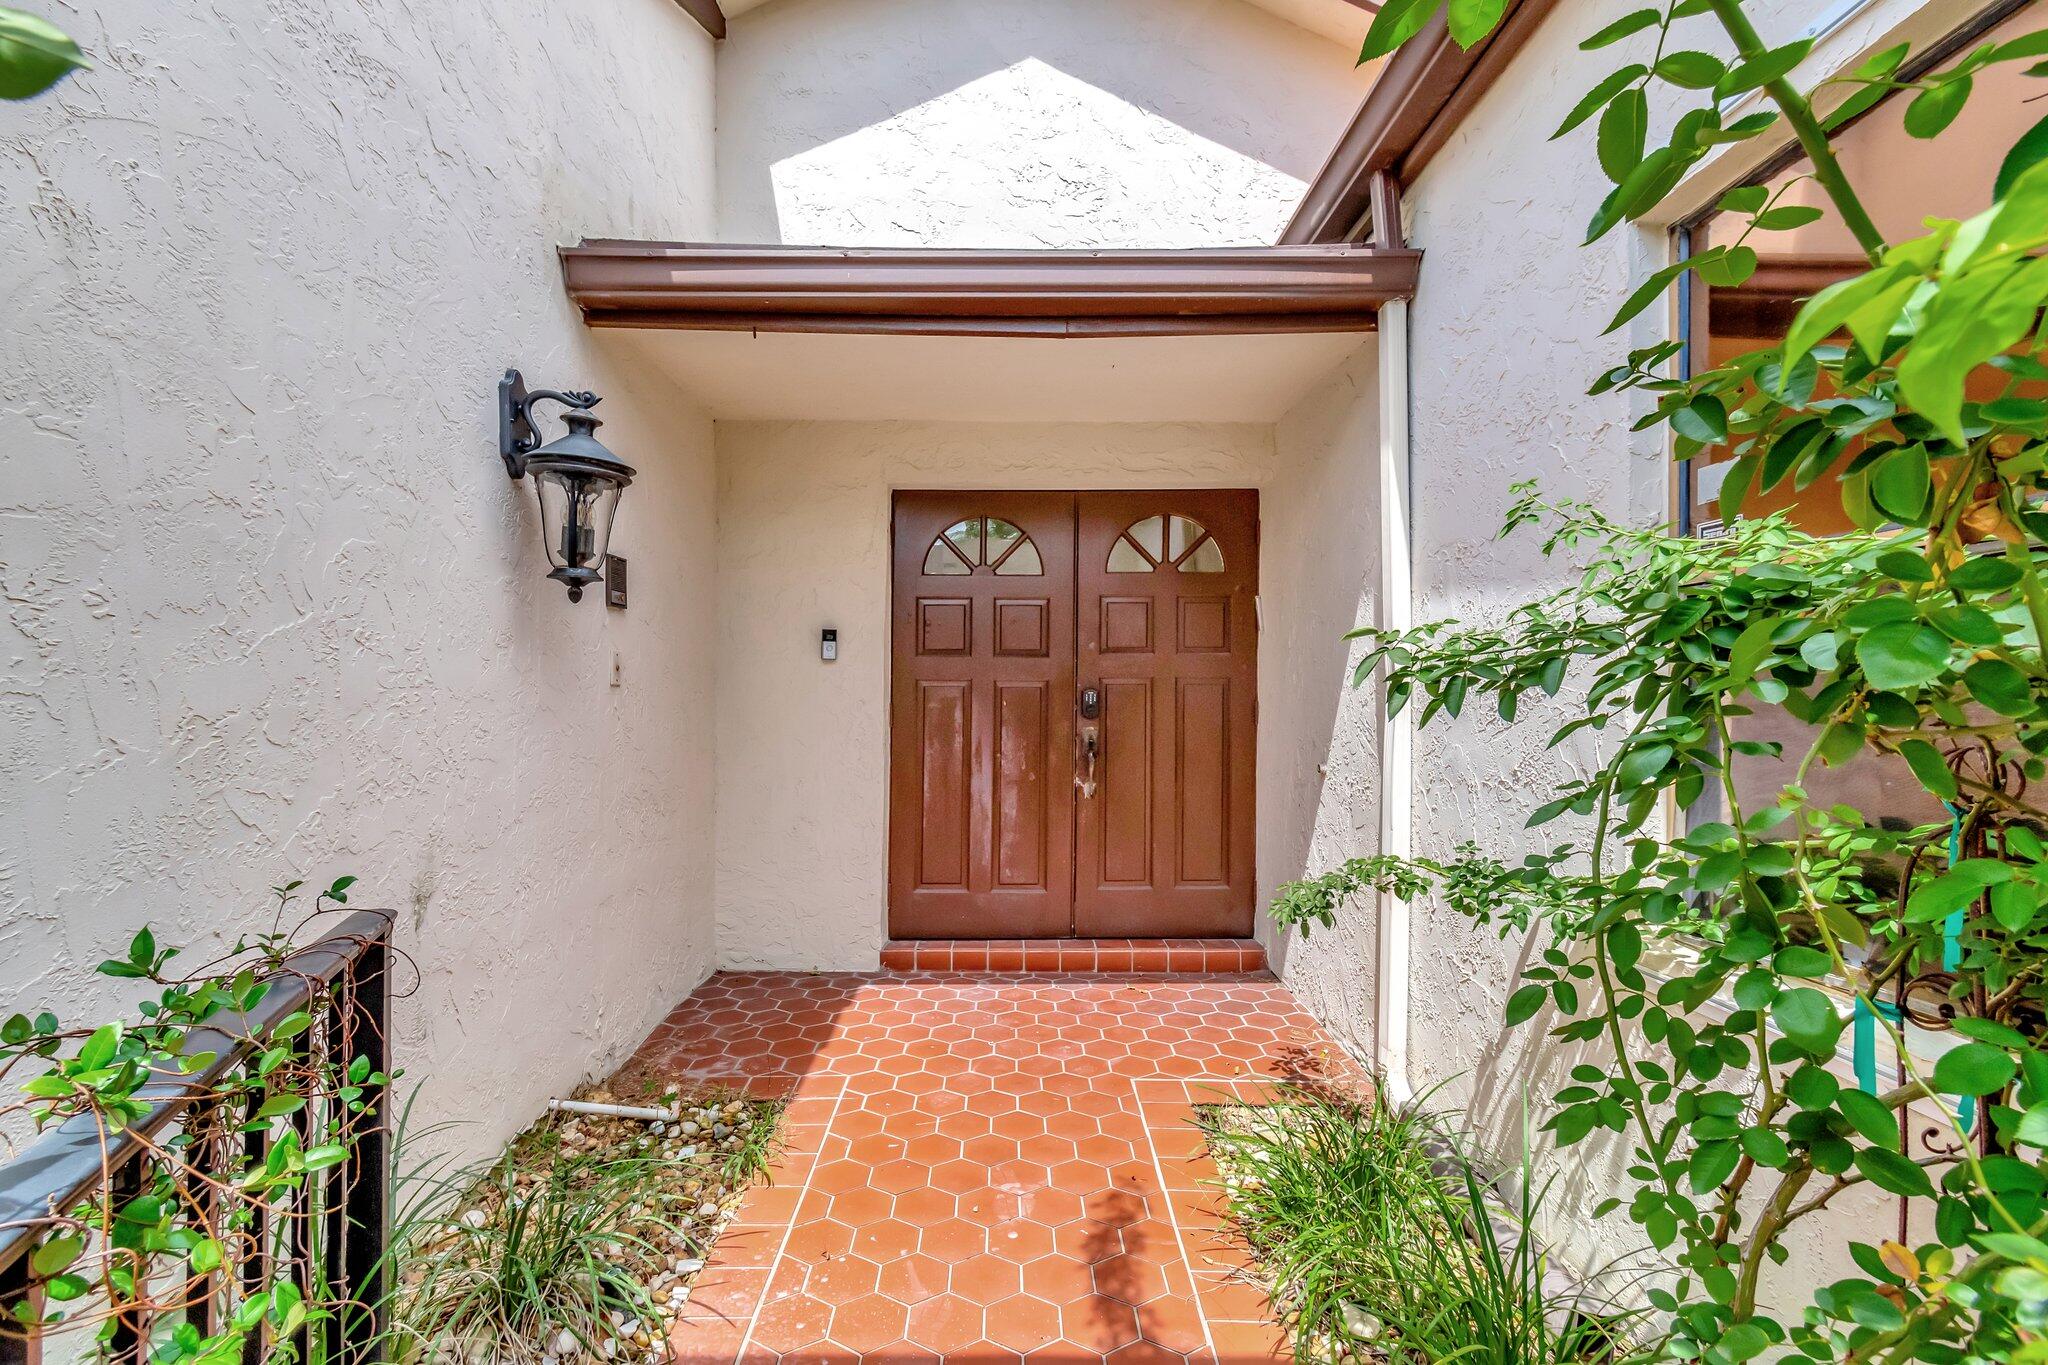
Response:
1681,4,2045,830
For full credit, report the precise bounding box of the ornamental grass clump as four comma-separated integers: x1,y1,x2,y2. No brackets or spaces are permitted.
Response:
1199,1090,1630,1365
387,1090,783,1365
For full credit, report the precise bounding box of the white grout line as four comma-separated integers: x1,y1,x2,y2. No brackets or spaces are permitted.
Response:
730,1073,850,1363
1133,1078,1221,1364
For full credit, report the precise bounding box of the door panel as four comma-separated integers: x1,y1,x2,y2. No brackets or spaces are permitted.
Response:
1074,490,1258,937
890,493,1076,938
888,488,1257,940
916,681,971,887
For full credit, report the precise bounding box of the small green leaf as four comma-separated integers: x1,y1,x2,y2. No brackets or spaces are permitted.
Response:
1991,880,2037,933
254,1094,306,1120
1361,0,1439,61
1773,988,1842,1053
1898,739,1959,801
77,1023,118,1071
1606,260,1689,332
1654,50,1724,89
1598,87,1648,183
43,1273,90,1303
1446,0,1509,49
1997,110,2048,199
1688,1138,1742,1192
1932,1042,2017,1096
1716,39,1813,97
1907,860,2014,922
1580,8,1659,50
1966,659,2034,716
0,7,88,100
1789,1064,1840,1109
1773,946,1832,979
1837,1088,1900,1148
1856,622,1949,690
1718,1323,1770,1362
1905,75,1972,138
1869,447,1931,523
1504,983,1546,1025
1694,244,1756,288
1855,1146,1935,1197
30,1234,83,1277
1554,65,1647,138
301,1143,351,1171
1738,1126,1789,1166
1671,394,1727,444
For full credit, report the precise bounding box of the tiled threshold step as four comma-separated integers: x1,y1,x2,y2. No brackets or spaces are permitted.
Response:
880,937,1266,974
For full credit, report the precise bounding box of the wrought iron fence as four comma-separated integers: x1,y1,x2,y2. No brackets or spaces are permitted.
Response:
0,911,392,1365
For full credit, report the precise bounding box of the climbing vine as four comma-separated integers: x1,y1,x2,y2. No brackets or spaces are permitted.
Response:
2,880,396,1364
1273,1,2048,1360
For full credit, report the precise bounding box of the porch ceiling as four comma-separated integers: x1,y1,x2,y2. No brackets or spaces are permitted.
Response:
601,328,1367,422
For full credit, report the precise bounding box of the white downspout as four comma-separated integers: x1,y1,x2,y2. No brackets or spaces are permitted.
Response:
1375,296,1415,1105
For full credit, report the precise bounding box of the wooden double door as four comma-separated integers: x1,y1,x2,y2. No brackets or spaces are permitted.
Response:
889,490,1258,939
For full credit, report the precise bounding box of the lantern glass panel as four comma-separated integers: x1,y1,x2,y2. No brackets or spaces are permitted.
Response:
533,468,622,572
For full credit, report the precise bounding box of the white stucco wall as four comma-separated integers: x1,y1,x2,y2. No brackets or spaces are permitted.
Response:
712,406,1383,970
713,0,1375,247
1256,346,1384,1052
1,0,720,1157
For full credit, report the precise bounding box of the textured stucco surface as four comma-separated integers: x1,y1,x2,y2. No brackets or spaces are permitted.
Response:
1256,346,1384,1055
711,409,1382,970
1,0,720,1157
714,0,1374,247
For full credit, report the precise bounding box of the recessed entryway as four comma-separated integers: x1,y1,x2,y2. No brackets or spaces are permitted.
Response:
888,490,1259,940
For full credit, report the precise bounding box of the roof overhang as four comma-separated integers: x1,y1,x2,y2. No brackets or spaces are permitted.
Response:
560,242,1422,338
1282,0,1561,244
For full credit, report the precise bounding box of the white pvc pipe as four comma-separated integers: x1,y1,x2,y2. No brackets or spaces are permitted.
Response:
548,1099,674,1122
1375,296,1415,1106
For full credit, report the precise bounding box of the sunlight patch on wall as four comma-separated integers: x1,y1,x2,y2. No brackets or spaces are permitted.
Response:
767,58,1308,249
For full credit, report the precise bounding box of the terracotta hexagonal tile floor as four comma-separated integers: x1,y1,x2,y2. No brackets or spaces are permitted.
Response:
622,971,1361,1363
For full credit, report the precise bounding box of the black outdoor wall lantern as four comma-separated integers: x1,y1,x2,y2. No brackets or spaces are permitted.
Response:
498,369,636,602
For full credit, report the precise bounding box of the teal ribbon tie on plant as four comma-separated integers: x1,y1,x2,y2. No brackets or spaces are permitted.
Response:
1852,995,1903,1096
1853,995,1878,1095
1944,802,1964,973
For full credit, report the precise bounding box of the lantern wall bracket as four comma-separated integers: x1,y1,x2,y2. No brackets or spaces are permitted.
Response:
499,368,601,480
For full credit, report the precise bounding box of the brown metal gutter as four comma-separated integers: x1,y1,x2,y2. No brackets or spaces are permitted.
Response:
672,0,724,40
560,242,1422,337
1282,0,1563,245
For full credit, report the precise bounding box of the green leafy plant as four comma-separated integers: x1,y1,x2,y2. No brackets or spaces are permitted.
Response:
1269,1,2048,1361
1398,1147,1641,1365
2,879,392,1363
382,1089,784,1365
387,1152,678,1365
1199,1087,1635,1364
0,6,84,99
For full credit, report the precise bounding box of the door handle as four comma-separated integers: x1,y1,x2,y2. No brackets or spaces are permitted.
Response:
1077,725,1098,798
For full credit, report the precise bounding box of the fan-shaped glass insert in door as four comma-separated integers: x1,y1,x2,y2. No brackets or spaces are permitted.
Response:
922,517,1044,576
1105,514,1225,573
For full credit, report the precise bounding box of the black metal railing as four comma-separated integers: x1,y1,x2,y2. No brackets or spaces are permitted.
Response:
0,912,392,1365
